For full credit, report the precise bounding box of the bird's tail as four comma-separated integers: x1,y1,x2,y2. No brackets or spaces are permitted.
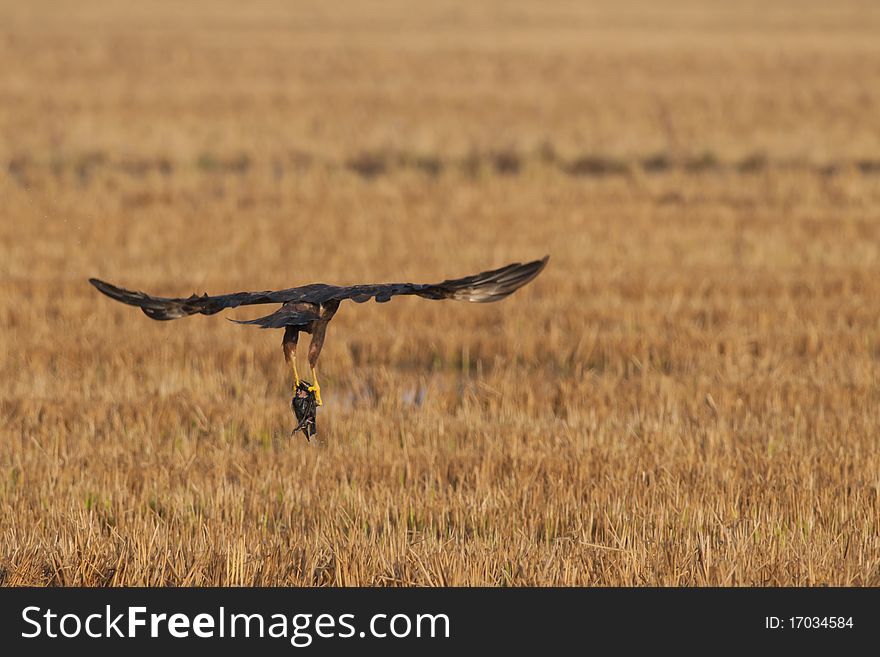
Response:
419,255,549,303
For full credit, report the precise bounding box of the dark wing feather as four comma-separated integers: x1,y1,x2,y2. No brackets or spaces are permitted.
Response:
88,256,548,325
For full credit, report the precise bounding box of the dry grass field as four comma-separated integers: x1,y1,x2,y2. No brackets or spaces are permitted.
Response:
2,0,880,585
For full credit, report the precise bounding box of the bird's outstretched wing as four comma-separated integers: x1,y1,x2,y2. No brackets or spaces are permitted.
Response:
88,278,307,321
89,256,548,324
325,255,549,304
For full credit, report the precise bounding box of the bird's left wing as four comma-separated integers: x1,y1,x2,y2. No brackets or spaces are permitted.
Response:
298,256,549,305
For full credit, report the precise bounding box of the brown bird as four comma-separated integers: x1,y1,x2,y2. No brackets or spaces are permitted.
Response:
89,256,549,406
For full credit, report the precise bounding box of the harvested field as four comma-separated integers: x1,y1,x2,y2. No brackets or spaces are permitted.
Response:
2,0,880,585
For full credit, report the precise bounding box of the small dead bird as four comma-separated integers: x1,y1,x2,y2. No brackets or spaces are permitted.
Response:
291,379,319,440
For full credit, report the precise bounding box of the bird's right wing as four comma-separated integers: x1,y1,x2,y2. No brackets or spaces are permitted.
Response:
88,278,302,321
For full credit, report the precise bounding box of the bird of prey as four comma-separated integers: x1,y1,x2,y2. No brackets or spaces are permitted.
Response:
89,256,549,406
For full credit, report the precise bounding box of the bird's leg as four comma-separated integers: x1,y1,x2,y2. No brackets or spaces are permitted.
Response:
308,367,323,406
306,318,332,406
282,326,300,388
292,356,300,387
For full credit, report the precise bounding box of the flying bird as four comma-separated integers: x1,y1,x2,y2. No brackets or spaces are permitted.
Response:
89,256,549,406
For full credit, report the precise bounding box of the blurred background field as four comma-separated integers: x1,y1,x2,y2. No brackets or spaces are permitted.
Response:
2,0,880,585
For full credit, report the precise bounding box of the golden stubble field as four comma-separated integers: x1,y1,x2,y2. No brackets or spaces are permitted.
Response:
2,0,880,585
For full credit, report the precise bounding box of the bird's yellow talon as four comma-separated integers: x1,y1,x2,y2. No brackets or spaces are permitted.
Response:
308,367,323,405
